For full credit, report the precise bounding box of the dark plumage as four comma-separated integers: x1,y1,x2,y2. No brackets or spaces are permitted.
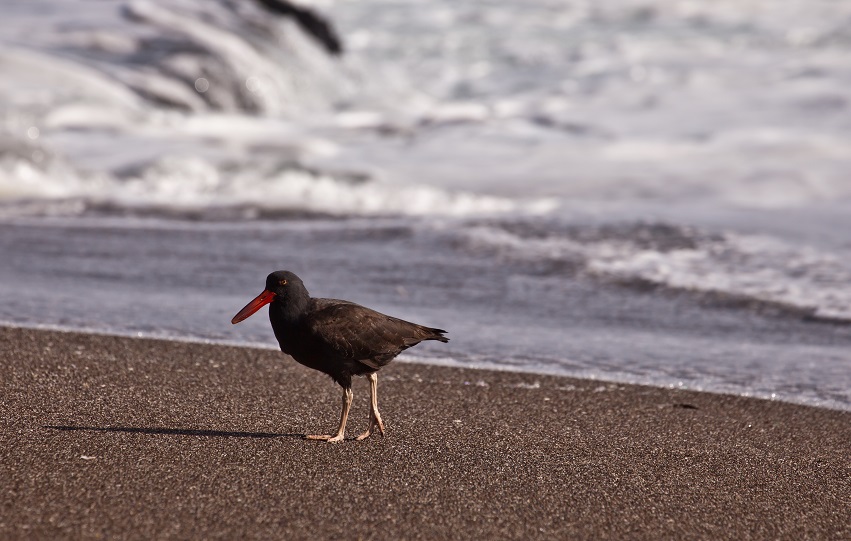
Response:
232,270,448,442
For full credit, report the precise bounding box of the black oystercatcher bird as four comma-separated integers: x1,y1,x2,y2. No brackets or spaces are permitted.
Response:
231,271,448,442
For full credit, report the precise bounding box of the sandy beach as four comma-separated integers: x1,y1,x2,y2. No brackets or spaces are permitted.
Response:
4,2,851,540
1,325,848,540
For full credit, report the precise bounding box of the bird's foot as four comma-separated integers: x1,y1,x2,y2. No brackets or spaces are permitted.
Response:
305,433,345,443
356,415,386,441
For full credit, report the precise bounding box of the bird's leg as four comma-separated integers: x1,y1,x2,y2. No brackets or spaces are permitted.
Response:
356,373,385,441
306,386,352,443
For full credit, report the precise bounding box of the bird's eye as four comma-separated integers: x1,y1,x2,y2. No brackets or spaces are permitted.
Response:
279,279,287,285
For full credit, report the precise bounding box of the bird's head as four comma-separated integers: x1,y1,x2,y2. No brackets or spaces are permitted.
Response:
231,270,307,324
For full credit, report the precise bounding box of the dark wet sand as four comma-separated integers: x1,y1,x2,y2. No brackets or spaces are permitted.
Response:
1,326,848,540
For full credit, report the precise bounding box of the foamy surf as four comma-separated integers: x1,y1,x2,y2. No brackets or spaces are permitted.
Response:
459,220,851,323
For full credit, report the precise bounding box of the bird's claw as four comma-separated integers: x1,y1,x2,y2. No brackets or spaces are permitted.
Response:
356,415,386,441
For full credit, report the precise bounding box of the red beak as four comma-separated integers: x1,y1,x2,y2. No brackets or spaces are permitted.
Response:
231,290,276,324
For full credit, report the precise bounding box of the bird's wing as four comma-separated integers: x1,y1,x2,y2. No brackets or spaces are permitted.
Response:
304,299,431,367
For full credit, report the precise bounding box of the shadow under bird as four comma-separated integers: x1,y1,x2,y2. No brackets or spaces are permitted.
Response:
231,271,449,442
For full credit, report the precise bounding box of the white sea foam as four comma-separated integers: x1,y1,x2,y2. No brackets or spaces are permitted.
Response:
2,0,851,216
0,151,555,218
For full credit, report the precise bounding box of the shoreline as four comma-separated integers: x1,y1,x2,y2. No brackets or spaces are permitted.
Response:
1,321,846,413
1,326,849,539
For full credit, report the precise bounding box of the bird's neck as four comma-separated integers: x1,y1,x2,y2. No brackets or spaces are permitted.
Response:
269,293,310,326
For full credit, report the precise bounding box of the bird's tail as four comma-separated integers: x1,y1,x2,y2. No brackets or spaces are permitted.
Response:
424,327,449,343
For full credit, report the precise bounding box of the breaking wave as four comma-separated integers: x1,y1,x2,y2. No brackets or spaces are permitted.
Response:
459,220,851,322
0,150,556,219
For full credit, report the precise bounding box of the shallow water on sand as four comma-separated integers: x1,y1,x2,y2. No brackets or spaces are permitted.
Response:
2,217,849,411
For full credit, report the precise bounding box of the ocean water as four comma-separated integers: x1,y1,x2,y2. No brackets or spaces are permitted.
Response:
1,0,850,410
